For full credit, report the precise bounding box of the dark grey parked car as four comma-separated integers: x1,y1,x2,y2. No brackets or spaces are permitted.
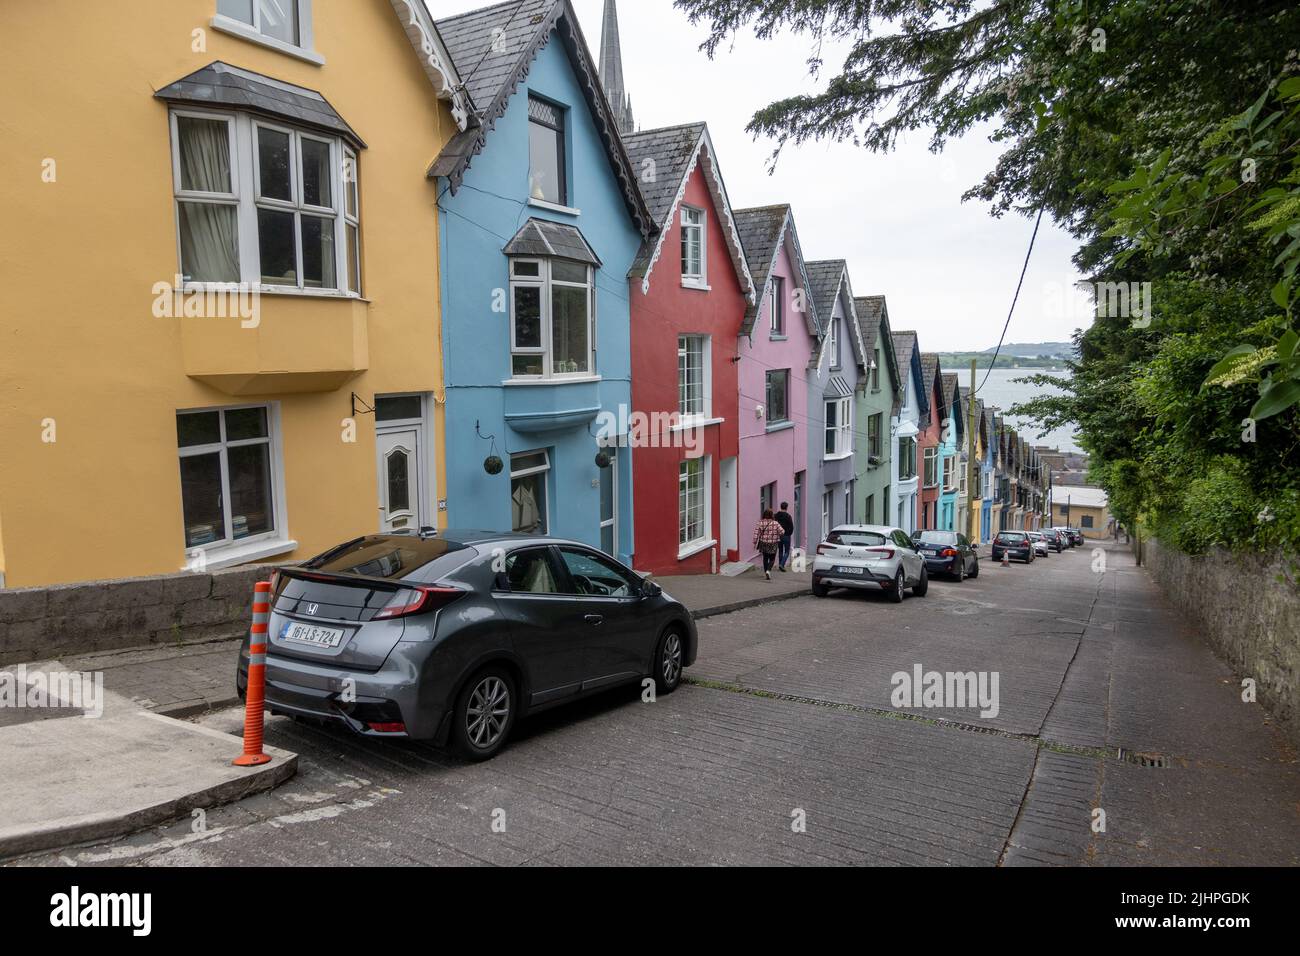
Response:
237,531,697,760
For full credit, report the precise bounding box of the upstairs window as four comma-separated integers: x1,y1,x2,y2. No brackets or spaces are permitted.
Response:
681,206,706,284
924,446,939,488
872,348,881,390
528,96,567,206
509,258,593,378
828,318,841,369
824,397,852,459
769,276,785,334
218,0,302,45
898,436,917,480
867,412,883,458
171,109,361,294
765,369,789,425
678,335,709,419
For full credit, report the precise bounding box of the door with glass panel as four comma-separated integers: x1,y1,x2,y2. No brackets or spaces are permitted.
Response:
375,396,427,533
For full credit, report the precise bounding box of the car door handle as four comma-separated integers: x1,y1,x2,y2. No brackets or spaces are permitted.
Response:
584,614,604,625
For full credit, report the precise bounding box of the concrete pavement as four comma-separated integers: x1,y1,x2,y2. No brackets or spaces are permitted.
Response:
0,664,294,859
8,539,1295,866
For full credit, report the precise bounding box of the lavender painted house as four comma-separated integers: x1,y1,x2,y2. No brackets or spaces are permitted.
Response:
734,205,820,563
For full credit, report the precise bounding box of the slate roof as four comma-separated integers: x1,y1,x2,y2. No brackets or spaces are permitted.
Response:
620,124,754,296
430,0,653,233
892,331,917,379
942,372,963,440
622,123,706,226
854,294,897,385
503,218,601,265
733,205,819,338
155,62,364,147
920,354,943,425
805,261,847,334
942,372,961,409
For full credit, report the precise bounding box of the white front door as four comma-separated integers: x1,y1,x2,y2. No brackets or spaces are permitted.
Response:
719,456,738,556
377,427,423,533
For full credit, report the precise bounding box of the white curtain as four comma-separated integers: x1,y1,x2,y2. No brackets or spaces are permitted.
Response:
177,117,239,283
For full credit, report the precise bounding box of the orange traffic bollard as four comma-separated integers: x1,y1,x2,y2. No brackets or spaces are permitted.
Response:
1001,549,1011,568
234,580,274,767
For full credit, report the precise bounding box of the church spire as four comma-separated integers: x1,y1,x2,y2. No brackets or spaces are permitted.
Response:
599,0,635,134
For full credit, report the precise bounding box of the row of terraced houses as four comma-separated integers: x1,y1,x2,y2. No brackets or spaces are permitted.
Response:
0,0,1049,589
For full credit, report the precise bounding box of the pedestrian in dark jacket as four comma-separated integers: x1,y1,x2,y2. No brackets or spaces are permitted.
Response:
753,510,784,580
774,502,795,571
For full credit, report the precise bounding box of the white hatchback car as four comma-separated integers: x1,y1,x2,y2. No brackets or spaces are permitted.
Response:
811,524,928,603
1028,531,1051,556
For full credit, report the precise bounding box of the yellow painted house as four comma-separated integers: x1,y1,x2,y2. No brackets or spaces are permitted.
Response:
0,0,469,587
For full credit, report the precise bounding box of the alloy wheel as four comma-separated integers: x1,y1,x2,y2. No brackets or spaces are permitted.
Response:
466,676,511,750
662,632,683,686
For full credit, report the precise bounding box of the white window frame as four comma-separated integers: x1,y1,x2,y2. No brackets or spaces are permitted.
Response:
177,402,291,563
898,436,917,480
510,450,551,535
924,446,940,488
765,368,790,426
677,334,712,423
944,454,959,492
508,258,596,380
769,276,785,335
169,108,360,297
844,483,853,524
211,0,323,65
824,397,852,460
821,491,832,540
680,205,707,288
829,318,842,370
678,455,712,557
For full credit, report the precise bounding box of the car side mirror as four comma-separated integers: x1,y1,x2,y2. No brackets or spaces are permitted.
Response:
641,580,662,598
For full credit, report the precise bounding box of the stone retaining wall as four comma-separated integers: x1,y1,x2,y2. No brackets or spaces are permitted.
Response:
1140,536,1300,745
0,566,273,665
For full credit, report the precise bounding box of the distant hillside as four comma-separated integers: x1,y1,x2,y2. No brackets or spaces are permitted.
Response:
983,342,1076,359
933,352,1071,370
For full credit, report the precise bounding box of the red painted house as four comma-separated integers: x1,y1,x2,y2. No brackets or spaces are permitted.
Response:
917,353,948,530
622,123,754,574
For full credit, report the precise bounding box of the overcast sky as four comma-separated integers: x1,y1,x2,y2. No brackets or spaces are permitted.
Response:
427,0,1095,351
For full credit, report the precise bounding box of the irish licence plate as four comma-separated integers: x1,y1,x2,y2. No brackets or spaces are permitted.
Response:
281,621,346,648
833,566,865,575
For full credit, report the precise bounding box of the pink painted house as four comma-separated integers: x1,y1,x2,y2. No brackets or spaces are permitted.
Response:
734,205,821,564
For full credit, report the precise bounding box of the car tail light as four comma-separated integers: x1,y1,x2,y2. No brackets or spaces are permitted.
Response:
940,548,959,557
367,722,406,734
374,586,465,620
816,543,834,555
865,547,895,559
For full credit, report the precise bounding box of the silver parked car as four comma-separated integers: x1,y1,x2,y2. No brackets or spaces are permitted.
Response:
811,524,928,603
1027,531,1051,556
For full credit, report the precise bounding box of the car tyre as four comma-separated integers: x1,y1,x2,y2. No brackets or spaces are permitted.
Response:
969,558,979,579
654,628,685,696
954,560,965,583
451,666,516,762
811,579,829,597
913,564,929,597
890,568,906,603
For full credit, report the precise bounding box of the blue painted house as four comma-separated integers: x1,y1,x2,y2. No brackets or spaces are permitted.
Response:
431,0,653,563
938,371,962,531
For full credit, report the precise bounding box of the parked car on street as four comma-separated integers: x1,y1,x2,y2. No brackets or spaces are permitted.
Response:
236,530,697,760
991,530,1035,563
912,530,979,581
1049,527,1075,548
1041,528,1066,552
1028,532,1051,556
812,525,928,603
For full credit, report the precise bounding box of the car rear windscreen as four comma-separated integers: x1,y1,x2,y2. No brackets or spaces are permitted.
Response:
916,531,958,545
826,531,888,547
305,537,471,582
996,532,1027,542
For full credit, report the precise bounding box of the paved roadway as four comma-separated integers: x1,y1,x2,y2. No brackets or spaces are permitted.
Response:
17,542,1299,866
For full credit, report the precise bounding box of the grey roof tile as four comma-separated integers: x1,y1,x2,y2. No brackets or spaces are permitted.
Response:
155,61,364,147
503,218,601,265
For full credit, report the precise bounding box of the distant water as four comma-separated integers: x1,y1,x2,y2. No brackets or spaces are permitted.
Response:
964,366,1082,454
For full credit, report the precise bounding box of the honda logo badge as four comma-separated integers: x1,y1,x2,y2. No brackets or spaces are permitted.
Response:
306,603,320,616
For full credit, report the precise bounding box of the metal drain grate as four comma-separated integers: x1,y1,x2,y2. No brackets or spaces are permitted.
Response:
1117,749,1171,768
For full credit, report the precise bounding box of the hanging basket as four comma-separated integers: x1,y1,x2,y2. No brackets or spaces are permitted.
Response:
484,455,504,476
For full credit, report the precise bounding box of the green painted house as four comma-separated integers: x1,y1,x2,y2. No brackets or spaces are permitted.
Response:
853,295,902,525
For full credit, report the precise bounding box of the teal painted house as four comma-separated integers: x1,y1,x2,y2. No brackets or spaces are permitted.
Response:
938,372,962,531
431,0,653,563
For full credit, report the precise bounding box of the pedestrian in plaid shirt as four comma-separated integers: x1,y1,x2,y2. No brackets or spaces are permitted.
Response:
753,509,784,580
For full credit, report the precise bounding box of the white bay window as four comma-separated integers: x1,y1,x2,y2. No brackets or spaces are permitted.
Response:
170,109,361,295
824,397,852,459
509,258,594,378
